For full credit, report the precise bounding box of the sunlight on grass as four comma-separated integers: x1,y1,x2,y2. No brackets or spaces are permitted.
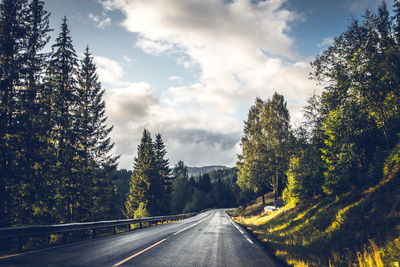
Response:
231,170,400,266
325,199,363,235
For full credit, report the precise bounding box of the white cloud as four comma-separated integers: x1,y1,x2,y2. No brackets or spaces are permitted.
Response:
122,55,135,64
100,0,321,168
136,38,176,56
105,82,242,169
169,76,183,83
88,13,112,29
93,55,124,84
317,37,334,48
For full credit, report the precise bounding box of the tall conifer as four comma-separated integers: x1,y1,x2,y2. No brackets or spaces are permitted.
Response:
47,17,80,223
125,129,156,218
153,133,171,215
0,0,28,227
15,0,52,225
76,46,118,220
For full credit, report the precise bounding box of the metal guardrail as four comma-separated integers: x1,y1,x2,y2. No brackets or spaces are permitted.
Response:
0,212,197,252
0,213,196,239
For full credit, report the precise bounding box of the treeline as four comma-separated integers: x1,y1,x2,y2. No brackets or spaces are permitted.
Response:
237,1,400,205
170,162,238,213
0,0,118,227
124,129,241,217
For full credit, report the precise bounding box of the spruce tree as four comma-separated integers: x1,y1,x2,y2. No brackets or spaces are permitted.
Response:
153,133,171,215
15,0,53,225
170,161,193,214
46,16,80,223
76,46,118,220
125,129,156,218
0,0,28,227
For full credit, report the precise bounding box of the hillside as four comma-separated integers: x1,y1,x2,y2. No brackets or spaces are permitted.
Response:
187,165,228,176
231,160,400,266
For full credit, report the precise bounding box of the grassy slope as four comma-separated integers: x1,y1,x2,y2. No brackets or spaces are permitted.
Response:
232,174,400,266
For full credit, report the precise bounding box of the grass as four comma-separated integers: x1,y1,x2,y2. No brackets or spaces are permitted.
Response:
229,192,275,217
232,174,400,266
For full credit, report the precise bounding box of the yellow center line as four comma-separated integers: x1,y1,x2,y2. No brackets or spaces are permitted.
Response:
112,212,213,266
112,238,167,267
0,253,21,260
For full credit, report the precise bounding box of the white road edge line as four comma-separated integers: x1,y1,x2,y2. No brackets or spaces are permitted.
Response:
225,212,254,244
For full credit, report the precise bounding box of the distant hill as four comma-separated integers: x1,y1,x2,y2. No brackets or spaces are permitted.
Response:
187,165,229,176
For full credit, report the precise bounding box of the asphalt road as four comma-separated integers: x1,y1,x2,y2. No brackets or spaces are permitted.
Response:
0,209,278,266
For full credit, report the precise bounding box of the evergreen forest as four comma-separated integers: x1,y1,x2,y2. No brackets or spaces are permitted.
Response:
0,0,243,229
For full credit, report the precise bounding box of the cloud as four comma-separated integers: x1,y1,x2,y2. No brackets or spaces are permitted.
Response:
169,76,183,83
317,37,334,48
122,55,135,64
104,81,242,168
93,55,124,84
88,13,112,29
100,0,321,168
347,0,394,12
136,38,176,56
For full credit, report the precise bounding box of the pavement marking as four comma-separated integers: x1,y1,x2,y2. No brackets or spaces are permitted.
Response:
112,238,167,267
172,215,210,236
112,212,213,266
226,213,254,244
0,253,21,260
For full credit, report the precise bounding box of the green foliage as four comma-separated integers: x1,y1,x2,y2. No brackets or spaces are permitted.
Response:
310,2,400,194
153,133,172,215
170,162,239,213
125,129,155,218
237,93,292,204
124,130,171,218
236,2,400,265
236,147,400,266
283,150,323,205
170,161,193,214
134,202,150,219
0,1,118,227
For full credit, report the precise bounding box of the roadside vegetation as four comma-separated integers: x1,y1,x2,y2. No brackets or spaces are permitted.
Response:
233,1,400,266
233,160,400,266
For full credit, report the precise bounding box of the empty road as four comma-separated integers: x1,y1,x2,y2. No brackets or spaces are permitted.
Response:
0,210,278,266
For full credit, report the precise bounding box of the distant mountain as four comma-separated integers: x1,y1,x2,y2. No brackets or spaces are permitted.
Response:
187,165,229,177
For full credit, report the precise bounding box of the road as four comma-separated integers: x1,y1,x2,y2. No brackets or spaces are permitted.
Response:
0,209,278,266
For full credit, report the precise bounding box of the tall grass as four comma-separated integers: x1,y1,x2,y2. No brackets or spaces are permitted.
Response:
232,171,400,266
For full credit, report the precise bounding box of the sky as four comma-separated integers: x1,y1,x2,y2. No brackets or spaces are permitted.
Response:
44,0,393,169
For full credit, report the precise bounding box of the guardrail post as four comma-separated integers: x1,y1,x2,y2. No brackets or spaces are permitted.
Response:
17,237,23,252
139,222,142,229
113,226,116,234
91,228,96,239
63,232,68,244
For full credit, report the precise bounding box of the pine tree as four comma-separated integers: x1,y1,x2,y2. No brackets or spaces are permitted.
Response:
170,161,193,214
153,133,171,215
76,46,118,220
125,129,156,218
15,0,53,225
0,0,29,227
46,16,80,223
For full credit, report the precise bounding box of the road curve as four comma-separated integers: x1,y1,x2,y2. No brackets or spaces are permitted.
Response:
0,209,278,266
